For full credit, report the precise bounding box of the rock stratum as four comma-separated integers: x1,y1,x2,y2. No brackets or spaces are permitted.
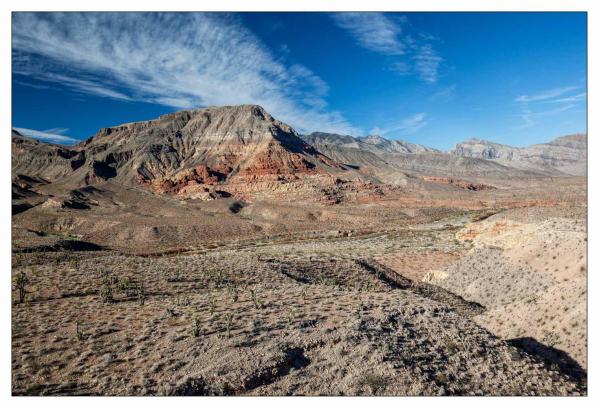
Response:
451,135,587,176
13,105,586,201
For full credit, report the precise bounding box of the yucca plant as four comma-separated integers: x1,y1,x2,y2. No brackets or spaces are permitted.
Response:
229,284,239,303
224,313,233,338
191,316,201,337
76,322,85,341
14,272,29,304
100,285,113,303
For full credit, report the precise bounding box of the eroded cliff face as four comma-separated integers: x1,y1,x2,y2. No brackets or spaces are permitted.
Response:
11,130,86,181
451,134,587,175
12,105,354,199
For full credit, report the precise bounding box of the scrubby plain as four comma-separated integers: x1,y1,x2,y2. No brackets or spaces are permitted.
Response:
11,178,587,395
11,105,587,396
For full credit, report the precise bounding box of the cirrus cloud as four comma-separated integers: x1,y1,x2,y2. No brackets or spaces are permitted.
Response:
332,13,443,83
12,12,360,135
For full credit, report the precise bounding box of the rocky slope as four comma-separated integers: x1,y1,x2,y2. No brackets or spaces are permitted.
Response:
12,107,586,202
302,132,551,181
428,209,587,368
12,106,358,200
76,105,344,187
451,134,587,176
12,130,85,181
302,132,438,155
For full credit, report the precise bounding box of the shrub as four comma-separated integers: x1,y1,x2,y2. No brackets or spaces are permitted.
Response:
76,322,85,341
191,316,201,337
361,373,387,394
137,283,146,306
14,272,29,304
249,289,262,309
224,313,233,338
229,284,238,303
209,297,216,315
100,285,113,303
165,307,176,318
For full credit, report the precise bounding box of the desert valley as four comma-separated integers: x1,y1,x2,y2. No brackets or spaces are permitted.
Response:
10,104,587,395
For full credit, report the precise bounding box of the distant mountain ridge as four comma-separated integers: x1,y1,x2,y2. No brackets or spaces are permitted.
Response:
12,105,586,202
451,134,587,176
302,132,438,155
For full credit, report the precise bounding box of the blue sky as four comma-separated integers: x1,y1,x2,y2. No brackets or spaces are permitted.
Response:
12,12,587,150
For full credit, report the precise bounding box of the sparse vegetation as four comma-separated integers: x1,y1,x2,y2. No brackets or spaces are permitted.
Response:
100,284,114,303
14,272,29,304
191,316,201,338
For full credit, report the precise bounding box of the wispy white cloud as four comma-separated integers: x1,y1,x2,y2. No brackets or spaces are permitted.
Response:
515,86,579,103
515,85,583,129
413,45,442,83
332,13,406,55
370,113,428,136
43,127,70,135
14,127,78,145
13,79,50,90
543,92,586,104
12,12,360,135
333,13,442,83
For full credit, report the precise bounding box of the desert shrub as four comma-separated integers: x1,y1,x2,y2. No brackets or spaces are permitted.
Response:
249,288,262,309
176,294,191,307
167,270,183,282
444,340,460,354
14,272,29,304
137,283,146,306
542,331,560,347
208,297,216,315
229,284,238,303
361,373,387,393
100,271,117,286
117,277,132,294
206,268,224,286
165,307,176,318
100,285,114,303
76,322,85,341
433,372,449,386
224,313,233,338
191,317,201,337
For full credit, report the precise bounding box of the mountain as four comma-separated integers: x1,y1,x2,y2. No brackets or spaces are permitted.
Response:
302,132,437,157
12,106,586,203
12,130,85,180
13,105,350,196
300,131,555,181
451,134,587,176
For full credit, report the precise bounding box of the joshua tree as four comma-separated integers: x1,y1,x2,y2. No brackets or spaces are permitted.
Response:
137,283,146,306
191,316,201,337
14,272,29,304
76,322,85,341
100,285,114,303
209,297,216,315
249,288,262,309
224,313,233,338
230,284,239,303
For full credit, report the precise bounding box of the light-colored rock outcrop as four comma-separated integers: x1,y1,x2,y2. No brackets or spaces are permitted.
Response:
452,134,587,175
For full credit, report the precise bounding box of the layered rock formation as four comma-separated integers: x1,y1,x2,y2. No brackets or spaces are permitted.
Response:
11,130,86,181
452,134,587,176
11,105,586,203
12,105,352,198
